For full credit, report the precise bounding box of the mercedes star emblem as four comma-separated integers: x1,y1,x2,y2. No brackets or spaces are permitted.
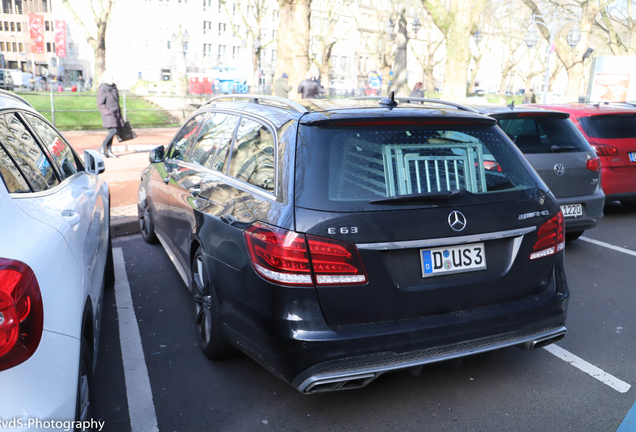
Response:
554,163,565,176
448,211,467,231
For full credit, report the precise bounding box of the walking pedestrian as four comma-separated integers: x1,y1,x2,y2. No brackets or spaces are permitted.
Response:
410,82,424,98
297,72,320,99
96,70,125,159
273,73,292,98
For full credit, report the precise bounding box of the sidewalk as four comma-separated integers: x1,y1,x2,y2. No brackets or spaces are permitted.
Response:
65,127,179,236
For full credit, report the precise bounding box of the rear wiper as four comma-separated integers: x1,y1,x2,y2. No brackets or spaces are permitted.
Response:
550,145,579,153
370,189,462,204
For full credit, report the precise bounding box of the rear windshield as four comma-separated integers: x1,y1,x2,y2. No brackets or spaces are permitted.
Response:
295,124,545,212
578,114,636,139
497,116,591,153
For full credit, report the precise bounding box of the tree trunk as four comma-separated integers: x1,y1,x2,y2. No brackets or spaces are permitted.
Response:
469,56,480,93
440,14,471,100
498,61,510,95
422,0,486,101
381,64,391,96
320,62,331,94
390,11,409,95
92,41,106,83
424,66,435,94
251,45,260,90
276,0,311,101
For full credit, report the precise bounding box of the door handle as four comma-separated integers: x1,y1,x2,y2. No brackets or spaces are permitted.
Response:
189,185,201,197
62,209,81,226
83,187,95,197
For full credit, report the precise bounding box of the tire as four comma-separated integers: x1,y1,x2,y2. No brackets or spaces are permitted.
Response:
566,231,584,242
191,247,233,359
75,338,94,432
621,200,636,210
138,197,158,244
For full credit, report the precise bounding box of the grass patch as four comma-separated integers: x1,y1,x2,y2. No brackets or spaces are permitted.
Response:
17,92,179,131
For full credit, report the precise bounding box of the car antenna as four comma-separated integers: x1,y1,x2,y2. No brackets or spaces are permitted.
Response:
379,91,398,109
507,101,514,110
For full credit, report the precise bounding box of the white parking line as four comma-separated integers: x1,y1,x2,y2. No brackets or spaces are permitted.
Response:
113,248,160,432
580,236,636,257
544,344,631,393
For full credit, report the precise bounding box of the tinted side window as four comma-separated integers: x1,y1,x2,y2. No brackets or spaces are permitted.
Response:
0,144,30,193
498,116,590,154
188,113,237,171
25,113,79,179
0,113,59,191
227,118,275,192
167,114,206,161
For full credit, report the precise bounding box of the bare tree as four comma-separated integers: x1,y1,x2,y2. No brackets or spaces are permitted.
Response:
354,1,397,95
409,13,444,94
222,0,277,88
521,0,601,101
595,0,636,55
275,0,312,99
61,0,117,80
309,0,353,93
421,0,488,100
485,1,528,95
515,45,546,93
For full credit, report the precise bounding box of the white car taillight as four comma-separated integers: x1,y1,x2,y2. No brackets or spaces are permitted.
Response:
0,258,44,371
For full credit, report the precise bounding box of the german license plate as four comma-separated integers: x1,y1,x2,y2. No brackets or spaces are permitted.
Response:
629,152,636,162
420,243,486,278
561,204,582,218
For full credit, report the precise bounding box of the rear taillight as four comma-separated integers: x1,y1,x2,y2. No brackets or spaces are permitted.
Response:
586,157,601,172
0,258,44,371
306,235,368,285
481,160,502,172
530,212,565,260
591,143,619,157
244,222,368,287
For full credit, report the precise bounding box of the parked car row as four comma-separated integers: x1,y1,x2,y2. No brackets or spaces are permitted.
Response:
1,90,634,426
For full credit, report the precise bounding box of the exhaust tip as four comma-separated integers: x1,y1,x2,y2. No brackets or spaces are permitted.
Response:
522,330,566,351
303,373,376,394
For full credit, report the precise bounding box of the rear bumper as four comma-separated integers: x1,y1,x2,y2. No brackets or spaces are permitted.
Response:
222,254,569,393
556,186,605,233
294,325,567,393
601,166,636,201
0,331,79,428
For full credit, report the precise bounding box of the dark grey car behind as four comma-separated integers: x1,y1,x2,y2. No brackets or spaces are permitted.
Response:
475,106,605,241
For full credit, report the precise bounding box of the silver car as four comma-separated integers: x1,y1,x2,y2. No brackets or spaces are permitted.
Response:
475,105,605,241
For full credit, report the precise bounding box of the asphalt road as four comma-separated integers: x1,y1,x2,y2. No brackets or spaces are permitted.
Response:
96,202,636,432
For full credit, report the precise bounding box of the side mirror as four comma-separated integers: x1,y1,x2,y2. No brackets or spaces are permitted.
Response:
149,146,165,163
84,149,105,175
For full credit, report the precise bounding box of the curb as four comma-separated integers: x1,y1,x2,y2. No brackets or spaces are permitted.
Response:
112,216,140,238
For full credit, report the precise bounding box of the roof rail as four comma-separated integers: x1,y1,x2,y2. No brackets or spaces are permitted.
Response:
0,89,33,108
202,94,309,113
351,96,478,113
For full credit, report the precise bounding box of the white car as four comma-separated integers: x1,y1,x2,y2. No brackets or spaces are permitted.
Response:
0,91,111,431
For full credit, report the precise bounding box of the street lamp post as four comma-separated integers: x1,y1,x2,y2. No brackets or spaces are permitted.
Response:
524,11,581,103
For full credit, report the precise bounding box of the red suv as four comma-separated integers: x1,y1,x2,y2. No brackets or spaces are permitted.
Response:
533,103,636,209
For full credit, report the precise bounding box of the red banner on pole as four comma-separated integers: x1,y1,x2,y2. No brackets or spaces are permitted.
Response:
28,13,44,54
55,20,66,57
